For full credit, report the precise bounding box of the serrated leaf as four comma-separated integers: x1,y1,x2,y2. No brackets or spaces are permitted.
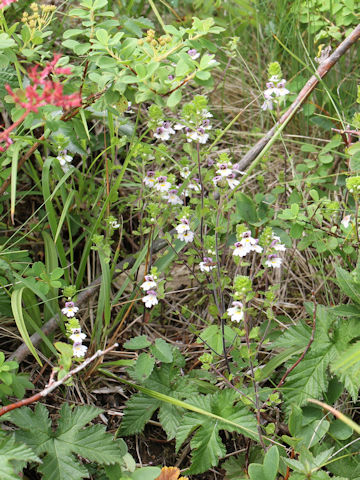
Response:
283,348,334,407
175,390,257,474
157,402,183,440
0,433,40,480
119,393,161,435
131,353,155,382
9,403,124,480
124,335,151,350
150,339,173,363
335,266,360,304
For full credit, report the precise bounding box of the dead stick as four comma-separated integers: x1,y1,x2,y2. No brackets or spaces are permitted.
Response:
1,343,117,416
237,24,360,172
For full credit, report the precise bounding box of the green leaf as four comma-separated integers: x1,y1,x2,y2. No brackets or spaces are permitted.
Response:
124,335,151,350
248,446,279,480
150,339,173,363
0,33,16,49
235,192,258,223
95,28,109,44
167,89,182,108
11,288,42,366
0,432,40,480
335,266,360,304
118,393,161,435
197,325,236,354
176,390,258,474
130,467,162,480
196,70,211,80
9,403,125,480
130,353,155,382
283,348,334,407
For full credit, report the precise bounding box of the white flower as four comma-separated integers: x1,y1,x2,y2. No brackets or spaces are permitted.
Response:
180,166,191,178
175,218,190,234
141,275,157,291
142,290,158,308
57,153,72,167
233,241,252,257
227,175,240,190
252,243,263,253
341,215,352,228
125,101,134,113
73,343,88,358
201,109,213,118
155,176,171,192
202,119,212,130
265,254,283,268
227,301,244,323
186,127,209,144
153,122,175,141
271,235,286,251
216,163,233,177
143,171,156,187
187,49,200,60
177,229,194,243
174,123,185,130
261,91,274,111
189,180,201,192
269,75,280,83
240,231,259,247
110,220,121,229
70,329,87,343
233,231,263,257
199,257,216,272
61,302,79,318
166,190,183,205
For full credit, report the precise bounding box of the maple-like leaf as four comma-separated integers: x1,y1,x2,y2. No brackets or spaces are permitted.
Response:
175,389,258,474
8,403,127,480
0,431,40,480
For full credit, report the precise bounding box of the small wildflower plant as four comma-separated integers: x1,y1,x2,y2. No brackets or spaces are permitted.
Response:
3,0,360,478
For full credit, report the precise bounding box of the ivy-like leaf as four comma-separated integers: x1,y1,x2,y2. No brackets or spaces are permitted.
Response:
8,403,126,480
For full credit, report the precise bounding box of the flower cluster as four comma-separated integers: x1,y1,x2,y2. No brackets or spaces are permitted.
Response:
261,76,290,111
21,3,56,34
0,0,16,9
233,230,263,257
263,232,286,269
199,257,216,272
154,121,175,141
141,274,159,308
151,100,212,145
1,55,81,152
57,151,73,173
175,217,194,243
61,301,88,358
213,161,242,190
6,54,81,114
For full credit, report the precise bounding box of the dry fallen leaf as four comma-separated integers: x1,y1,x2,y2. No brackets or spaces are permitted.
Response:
155,466,189,480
